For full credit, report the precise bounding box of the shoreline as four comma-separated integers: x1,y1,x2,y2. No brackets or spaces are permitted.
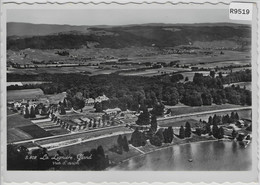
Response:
107,135,220,170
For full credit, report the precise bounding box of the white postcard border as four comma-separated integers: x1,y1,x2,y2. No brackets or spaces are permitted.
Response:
0,0,259,184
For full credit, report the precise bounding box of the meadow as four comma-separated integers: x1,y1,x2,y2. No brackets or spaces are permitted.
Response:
7,88,44,101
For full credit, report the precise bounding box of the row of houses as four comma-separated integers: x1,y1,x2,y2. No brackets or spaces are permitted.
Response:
50,113,120,132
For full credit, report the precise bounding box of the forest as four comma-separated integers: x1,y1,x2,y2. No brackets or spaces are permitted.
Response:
7,69,251,112
7,24,251,50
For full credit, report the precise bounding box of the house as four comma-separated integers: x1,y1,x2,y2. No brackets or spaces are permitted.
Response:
85,98,95,105
85,95,109,105
80,117,90,123
103,108,121,115
95,95,109,103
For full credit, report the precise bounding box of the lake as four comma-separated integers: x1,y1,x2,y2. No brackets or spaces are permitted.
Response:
109,141,252,171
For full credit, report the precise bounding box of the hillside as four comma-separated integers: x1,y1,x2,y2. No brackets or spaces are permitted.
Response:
7,22,251,50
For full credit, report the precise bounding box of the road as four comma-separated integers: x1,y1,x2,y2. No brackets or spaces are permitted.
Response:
10,106,251,150
10,124,127,145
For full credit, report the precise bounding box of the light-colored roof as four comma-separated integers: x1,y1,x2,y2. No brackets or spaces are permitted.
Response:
104,108,121,113
80,117,90,122
85,98,95,103
73,118,82,124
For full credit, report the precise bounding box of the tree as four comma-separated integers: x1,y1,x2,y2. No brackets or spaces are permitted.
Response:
150,115,157,133
195,128,202,136
72,92,85,112
185,122,191,138
232,129,237,139
29,106,36,118
35,106,39,115
208,116,213,125
94,102,102,112
230,112,235,122
63,98,67,107
212,124,219,138
130,129,146,147
179,126,185,139
60,105,66,115
122,136,129,152
205,123,211,134
201,93,212,105
150,135,162,146
97,145,105,157
151,102,165,117
210,71,215,78
218,127,224,139
213,114,221,125
222,114,230,124
163,126,174,143
136,107,150,125
218,72,223,78
185,77,189,81
155,129,165,142
24,107,30,118
40,106,47,116
182,91,202,106
117,135,124,152
235,112,239,121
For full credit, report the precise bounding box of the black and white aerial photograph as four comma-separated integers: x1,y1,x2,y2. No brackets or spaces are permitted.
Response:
6,6,253,171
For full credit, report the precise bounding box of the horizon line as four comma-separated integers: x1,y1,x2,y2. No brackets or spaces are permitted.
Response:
7,21,249,27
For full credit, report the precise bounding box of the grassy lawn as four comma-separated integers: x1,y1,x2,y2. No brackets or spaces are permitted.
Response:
170,104,245,116
159,109,251,129
47,133,137,165
7,114,34,129
159,118,198,128
8,128,33,143
7,88,44,101
37,126,131,145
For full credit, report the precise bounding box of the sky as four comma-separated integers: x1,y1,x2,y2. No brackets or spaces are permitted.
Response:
7,8,250,26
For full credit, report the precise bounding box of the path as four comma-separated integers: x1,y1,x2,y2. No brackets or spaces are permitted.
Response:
129,144,145,154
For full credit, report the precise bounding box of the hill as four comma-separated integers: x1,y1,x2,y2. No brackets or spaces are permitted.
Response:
7,22,251,50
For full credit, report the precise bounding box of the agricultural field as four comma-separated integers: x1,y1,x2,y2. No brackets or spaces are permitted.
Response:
223,82,252,91
18,125,53,139
7,114,52,143
194,59,251,69
7,88,44,101
170,104,245,116
119,67,191,77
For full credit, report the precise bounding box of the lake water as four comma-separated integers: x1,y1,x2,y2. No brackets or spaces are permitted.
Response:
109,141,252,171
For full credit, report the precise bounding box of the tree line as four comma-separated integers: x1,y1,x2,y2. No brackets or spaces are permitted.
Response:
8,69,251,113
